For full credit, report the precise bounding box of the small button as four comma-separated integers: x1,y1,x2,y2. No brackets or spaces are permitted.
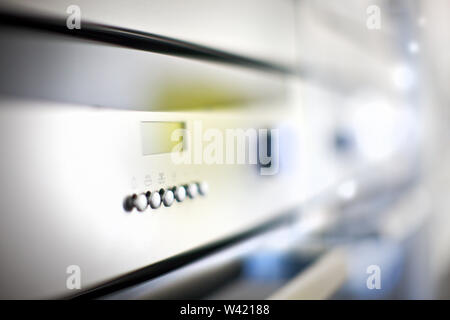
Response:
197,182,209,196
173,186,186,202
147,191,162,209
133,193,148,212
186,183,198,199
123,195,135,212
160,189,175,207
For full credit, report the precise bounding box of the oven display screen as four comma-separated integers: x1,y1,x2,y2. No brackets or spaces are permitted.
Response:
141,121,185,155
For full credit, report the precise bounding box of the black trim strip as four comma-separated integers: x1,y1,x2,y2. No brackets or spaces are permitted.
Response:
0,9,293,75
66,211,296,300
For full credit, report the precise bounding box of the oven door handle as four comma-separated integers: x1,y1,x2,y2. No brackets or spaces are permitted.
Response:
268,248,347,300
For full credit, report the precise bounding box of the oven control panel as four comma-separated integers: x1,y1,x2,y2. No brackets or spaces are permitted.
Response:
0,100,304,298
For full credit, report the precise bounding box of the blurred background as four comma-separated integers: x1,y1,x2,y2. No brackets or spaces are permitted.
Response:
0,0,449,299
293,0,450,299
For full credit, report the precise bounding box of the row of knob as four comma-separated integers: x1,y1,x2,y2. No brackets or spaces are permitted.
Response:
124,182,208,212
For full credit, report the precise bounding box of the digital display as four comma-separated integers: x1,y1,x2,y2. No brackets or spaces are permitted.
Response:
141,122,185,155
